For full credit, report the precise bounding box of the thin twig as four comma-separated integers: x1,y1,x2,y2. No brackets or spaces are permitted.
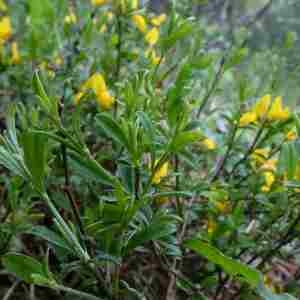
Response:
2,280,20,300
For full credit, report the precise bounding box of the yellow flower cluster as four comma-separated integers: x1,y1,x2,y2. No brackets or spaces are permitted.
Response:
152,160,169,184
0,13,21,65
75,73,115,110
131,13,166,65
239,94,290,127
251,148,277,192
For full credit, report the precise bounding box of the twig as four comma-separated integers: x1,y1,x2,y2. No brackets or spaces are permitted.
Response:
114,14,123,117
166,196,196,300
56,284,104,300
210,121,238,182
2,280,20,300
196,55,227,117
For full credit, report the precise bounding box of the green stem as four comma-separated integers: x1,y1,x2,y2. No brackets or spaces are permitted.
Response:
114,13,123,117
56,285,104,300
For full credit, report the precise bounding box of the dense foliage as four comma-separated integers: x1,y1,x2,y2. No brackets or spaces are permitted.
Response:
0,1,300,300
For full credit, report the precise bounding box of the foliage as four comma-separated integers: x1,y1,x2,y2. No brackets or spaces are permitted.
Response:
0,1,299,300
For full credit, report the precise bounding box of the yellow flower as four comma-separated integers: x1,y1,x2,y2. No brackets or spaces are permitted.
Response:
267,96,290,122
152,160,169,184
239,111,257,127
64,13,77,24
286,130,297,141
253,94,271,120
0,16,12,44
96,90,115,110
201,138,216,150
251,148,269,164
132,15,147,33
207,218,217,235
151,14,167,27
11,42,21,64
91,0,107,6
145,48,161,65
75,73,114,110
81,73,107,92
261,159,277,172
145,27,159,46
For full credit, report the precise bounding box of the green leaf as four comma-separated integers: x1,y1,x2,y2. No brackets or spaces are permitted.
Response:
21,130,47,192
27,226,72,251
69,150,116,186
278,143,297,179
162,20,194,51
96,113,130,150
192,54,214,70
224,48,249,71
125,212,179,253
166,63,192,127
29,0,54,25
32,71,58,119
2,253,48,284
170,130,201,152
184,239,260,287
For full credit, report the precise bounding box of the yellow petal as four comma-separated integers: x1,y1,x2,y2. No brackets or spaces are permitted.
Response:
201,138,216,150
132,14,147,33
286,130,297,141
267,96,290,121
151,14,167,27
264,171,275,188
145,27,159,46
261,159,277,172
0,16,12,43
239,111,257,127
152,160,169,184
11,41,21,64
253,94,271,120
96,90,115,110
74,92,85,105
